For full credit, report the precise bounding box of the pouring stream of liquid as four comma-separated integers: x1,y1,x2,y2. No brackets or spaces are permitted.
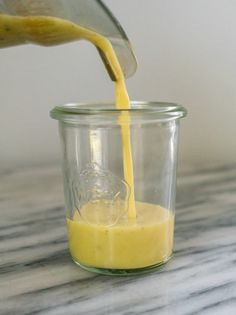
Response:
0,14,136,219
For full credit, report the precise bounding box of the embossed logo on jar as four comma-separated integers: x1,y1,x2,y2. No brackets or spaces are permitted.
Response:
72,163,130,226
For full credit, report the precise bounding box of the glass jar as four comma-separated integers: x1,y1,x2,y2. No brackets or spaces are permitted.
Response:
50,101,187,275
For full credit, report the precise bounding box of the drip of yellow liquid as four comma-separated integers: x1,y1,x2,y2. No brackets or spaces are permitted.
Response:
0,14,136,219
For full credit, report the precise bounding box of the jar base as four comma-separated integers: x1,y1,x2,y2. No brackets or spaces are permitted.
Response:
71,255,172,276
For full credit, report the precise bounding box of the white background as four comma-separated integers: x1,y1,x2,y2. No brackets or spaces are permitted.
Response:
1,0,236,170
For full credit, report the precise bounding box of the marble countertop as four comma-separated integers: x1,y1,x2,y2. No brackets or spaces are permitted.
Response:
1,164,236,315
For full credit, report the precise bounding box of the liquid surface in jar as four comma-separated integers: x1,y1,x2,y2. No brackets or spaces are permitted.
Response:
67,201,174,269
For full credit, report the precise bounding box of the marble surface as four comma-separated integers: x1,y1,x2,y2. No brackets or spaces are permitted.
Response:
1,164,236,315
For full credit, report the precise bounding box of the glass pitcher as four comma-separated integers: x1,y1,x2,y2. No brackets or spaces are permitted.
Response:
0,0,137,78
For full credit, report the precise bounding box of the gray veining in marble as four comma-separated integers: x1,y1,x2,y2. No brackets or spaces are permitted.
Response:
0,164,236,314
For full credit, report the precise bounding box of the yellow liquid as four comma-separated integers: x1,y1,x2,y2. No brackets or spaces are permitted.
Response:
67,201,174,269
0,14,173,269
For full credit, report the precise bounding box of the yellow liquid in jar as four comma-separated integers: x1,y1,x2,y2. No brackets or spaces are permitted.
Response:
67,201,174,269
0,14,174,269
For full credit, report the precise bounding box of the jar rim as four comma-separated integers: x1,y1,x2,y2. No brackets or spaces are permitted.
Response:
50,101,187,122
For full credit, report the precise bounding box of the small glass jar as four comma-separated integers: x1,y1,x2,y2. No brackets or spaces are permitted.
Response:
50,101,187,275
